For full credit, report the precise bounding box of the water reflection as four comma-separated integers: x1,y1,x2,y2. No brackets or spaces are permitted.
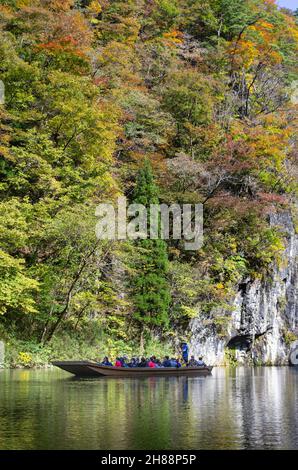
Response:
0,367,297,449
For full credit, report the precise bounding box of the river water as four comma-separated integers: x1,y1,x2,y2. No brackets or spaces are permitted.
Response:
0,367,297,450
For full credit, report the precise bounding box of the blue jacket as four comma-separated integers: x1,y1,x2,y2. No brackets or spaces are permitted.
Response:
101,360,112,366
162,359,172,367
182,344,189,357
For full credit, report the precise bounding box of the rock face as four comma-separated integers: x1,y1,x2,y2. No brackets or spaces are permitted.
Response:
190,211,298,365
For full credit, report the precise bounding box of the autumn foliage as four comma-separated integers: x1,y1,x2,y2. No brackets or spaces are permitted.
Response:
0,0,297,350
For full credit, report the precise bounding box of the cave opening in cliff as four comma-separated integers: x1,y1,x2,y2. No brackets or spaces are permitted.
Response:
226,335,252,352
227,328,272,352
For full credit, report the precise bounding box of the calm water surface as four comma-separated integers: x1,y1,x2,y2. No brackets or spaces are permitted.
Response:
0,367,297,450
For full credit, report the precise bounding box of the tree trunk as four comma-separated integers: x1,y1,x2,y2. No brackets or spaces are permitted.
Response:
140,326,145,355
43,243,109,343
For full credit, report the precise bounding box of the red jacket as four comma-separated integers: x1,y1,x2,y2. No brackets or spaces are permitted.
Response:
115,360,122,367
148,361,156,368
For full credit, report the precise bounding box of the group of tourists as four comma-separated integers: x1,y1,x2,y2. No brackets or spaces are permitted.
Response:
100,343,206,369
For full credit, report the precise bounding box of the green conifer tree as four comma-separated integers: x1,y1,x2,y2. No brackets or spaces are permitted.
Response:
131,160,170,335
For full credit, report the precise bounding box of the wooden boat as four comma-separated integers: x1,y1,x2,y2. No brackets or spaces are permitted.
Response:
52,361,213,378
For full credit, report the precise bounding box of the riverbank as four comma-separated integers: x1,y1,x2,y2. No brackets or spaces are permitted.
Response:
0,330,175,369
1,326,295,369
0,346,294,370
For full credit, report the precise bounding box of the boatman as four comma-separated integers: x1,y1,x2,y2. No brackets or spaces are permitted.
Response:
181,342,189,364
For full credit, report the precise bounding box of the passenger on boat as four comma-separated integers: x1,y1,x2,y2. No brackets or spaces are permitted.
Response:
120,356,129,367
188,355,198,367
101,357,112,366
196,357,206,367
151,356,161,367
148,356,157,368
128,357,138,367
137,357,148,367
169,357,181,368
162,356,172,367
115,358,122,367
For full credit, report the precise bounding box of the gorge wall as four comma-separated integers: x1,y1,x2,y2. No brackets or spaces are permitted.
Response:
190,210,298,365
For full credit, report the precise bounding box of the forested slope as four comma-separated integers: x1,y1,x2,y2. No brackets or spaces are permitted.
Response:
0,0,297,365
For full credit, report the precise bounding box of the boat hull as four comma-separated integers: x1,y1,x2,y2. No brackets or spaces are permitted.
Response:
52,361,213,377
52,361,101,377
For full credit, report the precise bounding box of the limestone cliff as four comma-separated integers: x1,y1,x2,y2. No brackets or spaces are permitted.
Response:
190,210,298,365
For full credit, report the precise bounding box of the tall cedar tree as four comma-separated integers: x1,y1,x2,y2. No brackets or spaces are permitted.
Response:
131,160,170,331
